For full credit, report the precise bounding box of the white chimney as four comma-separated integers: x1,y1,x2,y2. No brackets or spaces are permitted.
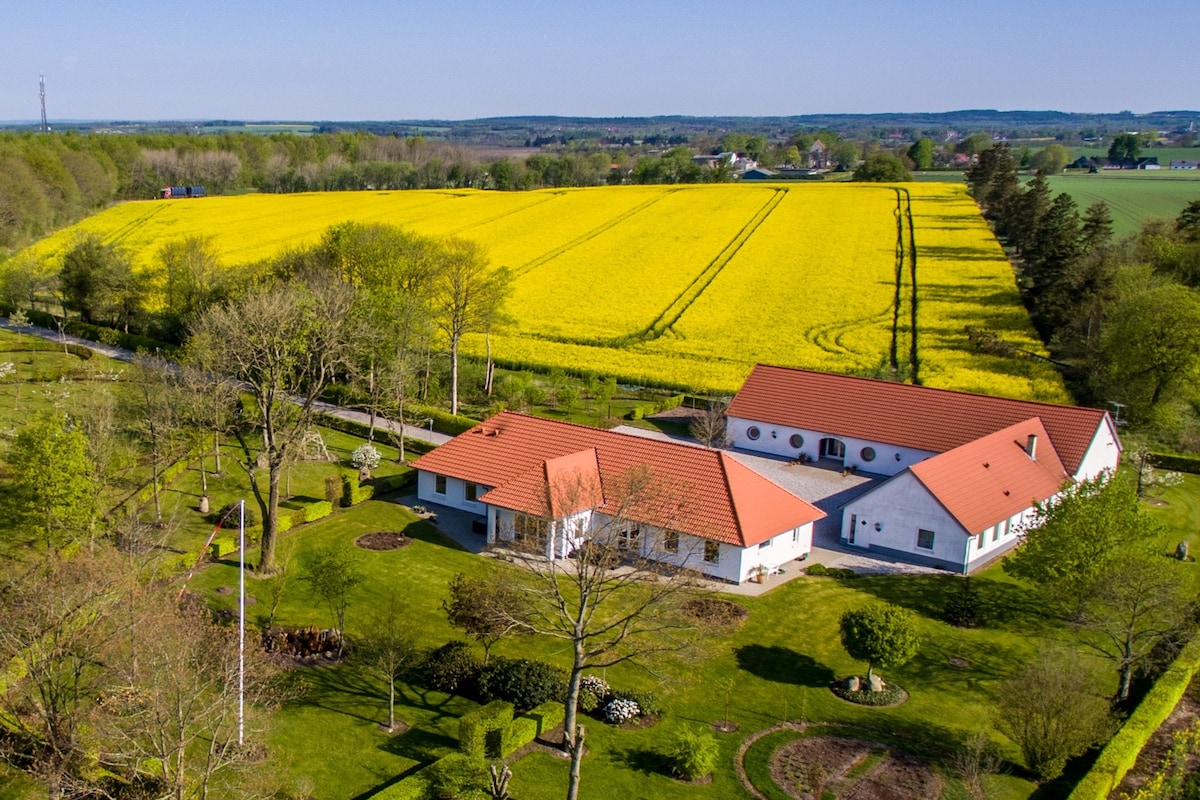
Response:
1026,434,1038,460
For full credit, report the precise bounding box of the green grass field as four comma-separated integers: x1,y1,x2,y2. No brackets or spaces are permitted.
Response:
1045,172,1200,238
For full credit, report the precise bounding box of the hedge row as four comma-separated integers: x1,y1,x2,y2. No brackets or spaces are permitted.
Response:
315,413,436,457
16,309,177,356
1149,452,1200,475
1067,635,1200,800
626,393,686,421
174,496,337,570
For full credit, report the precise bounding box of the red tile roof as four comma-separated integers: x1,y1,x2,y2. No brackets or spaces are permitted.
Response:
909,418,1069,534
727,365,1116,475
411,412,824,547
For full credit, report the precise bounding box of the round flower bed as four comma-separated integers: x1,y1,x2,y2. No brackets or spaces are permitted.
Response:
681,597,749,627
354,531,413,551
830,677,908,707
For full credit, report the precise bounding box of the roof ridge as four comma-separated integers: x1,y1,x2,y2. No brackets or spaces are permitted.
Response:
747,364,1105,416
716,451,746,546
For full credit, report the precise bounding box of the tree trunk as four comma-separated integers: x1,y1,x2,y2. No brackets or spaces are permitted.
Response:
388,677,396,732
259,459,282,573
214,432,222,475
563,641,586,800
450,336,460,416
151,454,163,525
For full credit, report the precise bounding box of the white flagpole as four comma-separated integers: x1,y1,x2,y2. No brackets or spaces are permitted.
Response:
238,498,245,746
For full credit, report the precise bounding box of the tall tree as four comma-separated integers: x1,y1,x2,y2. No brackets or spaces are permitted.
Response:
355,590,418,733
497,467,698,800
906,138,935,171
1080,200,1115,252
965,142,1019,224
430,237,511,416
125,355,187,526
1108,132,1142,161
838,603,921,685
158,234,225,340
186,278,356,572
2,411,97,550
1029,144,1071,175
996,649,1117,781
443,571,528,665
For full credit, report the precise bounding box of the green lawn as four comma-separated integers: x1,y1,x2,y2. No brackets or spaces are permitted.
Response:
186,492,1156,799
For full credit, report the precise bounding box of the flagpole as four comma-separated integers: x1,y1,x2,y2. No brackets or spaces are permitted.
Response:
238,498,245,746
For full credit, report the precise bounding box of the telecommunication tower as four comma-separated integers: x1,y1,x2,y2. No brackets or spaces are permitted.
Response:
39,75,48,133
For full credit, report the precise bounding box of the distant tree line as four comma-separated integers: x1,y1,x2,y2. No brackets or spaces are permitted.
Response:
967,142,1200,443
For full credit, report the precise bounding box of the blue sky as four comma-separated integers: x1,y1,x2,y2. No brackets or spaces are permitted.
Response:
2,1,1196,121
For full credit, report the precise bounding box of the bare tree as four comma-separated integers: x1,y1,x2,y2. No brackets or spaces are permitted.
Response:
0,548,128,797
125,354,188,526
98,587,283,800
688,400,728,448
429,238,510,416
186,278,356,572
443,570,528,665
354,590,418,733
495,466,699,800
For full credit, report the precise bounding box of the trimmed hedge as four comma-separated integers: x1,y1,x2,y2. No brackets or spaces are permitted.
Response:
524,700,565,737
1067,635,1200,800
459,700,513,759
626,394,687,420
367,769,430,800
1149,452,1200,475
341,473,375,507
18,309,178,355
303,500,334,523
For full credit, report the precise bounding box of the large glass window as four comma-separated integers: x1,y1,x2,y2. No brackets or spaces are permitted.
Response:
916,528,935,550
514,514,549,550
434,475,447,495
465,482,478,503
703,541,720,563
618,526,640,551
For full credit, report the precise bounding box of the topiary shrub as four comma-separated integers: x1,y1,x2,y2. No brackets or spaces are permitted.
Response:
665,726,718,781
806,562,828,576
420,641,481,695
476,657,566,712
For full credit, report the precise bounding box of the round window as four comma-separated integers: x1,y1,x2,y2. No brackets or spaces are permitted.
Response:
860,447,876,462
747,426,761,441
789,433,804,449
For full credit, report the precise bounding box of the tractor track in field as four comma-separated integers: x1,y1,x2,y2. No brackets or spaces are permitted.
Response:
442,191,565,238
104,204,168,245
635,187,787,342
510,190,678,279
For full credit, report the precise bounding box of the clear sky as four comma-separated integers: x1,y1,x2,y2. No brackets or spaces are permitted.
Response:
2,0,1196,122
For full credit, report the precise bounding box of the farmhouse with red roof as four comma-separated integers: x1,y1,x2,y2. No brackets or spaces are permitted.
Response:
411,411,825,584
726,365,1121,572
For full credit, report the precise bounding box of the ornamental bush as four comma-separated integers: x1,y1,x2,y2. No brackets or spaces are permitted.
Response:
665,727,718,781
476,657,566,712
602,698,641,724
577,675,612,713
420,641,481,695
351,443,381,471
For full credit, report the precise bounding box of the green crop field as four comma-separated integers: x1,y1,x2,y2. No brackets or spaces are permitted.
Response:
1044,172,1200,238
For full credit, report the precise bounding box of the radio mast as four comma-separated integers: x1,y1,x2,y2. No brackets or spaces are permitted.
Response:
39,75,48,132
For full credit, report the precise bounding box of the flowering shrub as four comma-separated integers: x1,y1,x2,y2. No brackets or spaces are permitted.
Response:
351,444,381,471
577,675,612,713
602,698,641,724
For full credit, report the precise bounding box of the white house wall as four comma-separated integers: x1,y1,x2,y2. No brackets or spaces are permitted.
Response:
417,471,491,516
841,472,970,571
726,416,936,477
1073,419,1121,482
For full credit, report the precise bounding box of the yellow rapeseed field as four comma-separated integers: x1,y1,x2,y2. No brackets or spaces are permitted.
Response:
17,183,1067,401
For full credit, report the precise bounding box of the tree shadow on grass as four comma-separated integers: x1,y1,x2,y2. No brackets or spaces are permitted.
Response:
375,726,458,763
611,746,671,777
288,664,383,725
734,645,834,688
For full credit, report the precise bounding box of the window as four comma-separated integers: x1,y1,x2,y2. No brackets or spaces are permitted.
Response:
746,426,761,441
514,514,548,549
703,541,720,563
663,530,679,553
792,528,800,544
759,537,772,550
1000,519,1010,538
434,475,447,495
465,482,478,503
992,524,1000,542
916,529,935,550
789,433,804,449
820,438,845,459
618,527,640,551
976,532,985,550
860,446,876,462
